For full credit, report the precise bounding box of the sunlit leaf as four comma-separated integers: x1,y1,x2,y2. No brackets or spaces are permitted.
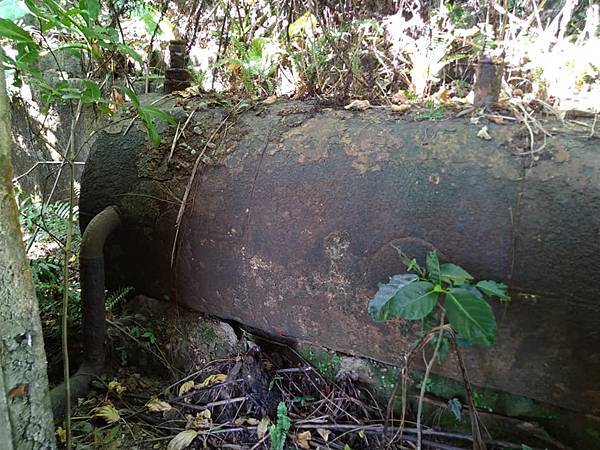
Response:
0,0,29,20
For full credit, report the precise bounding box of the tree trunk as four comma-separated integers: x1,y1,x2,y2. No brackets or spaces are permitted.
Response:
0,53,57,449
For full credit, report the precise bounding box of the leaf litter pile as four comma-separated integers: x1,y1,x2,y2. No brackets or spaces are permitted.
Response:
63,335,533,450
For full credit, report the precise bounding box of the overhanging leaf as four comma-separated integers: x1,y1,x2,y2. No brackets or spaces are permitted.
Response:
445,288,496,346
387,281,437,320
439,263,473,285
0,18,34,42
368,274,418,322
476,280,510,301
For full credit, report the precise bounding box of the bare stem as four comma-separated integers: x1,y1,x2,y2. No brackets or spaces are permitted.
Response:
417,311,446,450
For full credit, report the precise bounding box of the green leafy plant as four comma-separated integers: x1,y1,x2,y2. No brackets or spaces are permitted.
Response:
105,287,134,312
368,248,510,448
369,249,509,347
269,401,291,450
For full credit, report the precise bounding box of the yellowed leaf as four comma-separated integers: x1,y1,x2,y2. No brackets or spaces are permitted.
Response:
108,380,126,395
195,373,227,389
263,95,277,105
145,396,173,412
358,429,366,439
56,427,67,444
317,428,331,441
167,429,198,450
257,417,271,439
344,99,371,111
297,431,312,449
91,403,120,424
179,380,195,396
477,126,492,140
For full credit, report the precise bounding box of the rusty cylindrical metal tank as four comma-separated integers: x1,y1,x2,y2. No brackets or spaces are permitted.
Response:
80,97,600,416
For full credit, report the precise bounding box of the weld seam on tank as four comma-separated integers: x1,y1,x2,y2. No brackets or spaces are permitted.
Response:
50,205,121,420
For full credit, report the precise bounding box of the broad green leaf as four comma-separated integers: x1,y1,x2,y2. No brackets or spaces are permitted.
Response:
0,18,33,42
388,281,437,320
445,288,496,346
476,280,510,301
79,0,99,21
426,251,440,284
368,274,418,322
0,0,29,20
439,263,473,285
81,80,100,103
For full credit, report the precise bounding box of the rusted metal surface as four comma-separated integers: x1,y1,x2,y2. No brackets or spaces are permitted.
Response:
80,98,600,413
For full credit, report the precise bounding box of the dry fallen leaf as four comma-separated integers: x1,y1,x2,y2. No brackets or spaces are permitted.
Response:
179,380,195,396
108,380,126,395
263,95,278,105
196,373,227,389
234,417,260,426
178,85,202,99
257,417,271,439
433,86,451,103
167,429,198,450
344,99,371,111
187,409,212,429
390,104,411,114
317,428,332,441
145,396,173,412
297,431,312,449
91,403,120,424
477,126,492,140
488,115,505,125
